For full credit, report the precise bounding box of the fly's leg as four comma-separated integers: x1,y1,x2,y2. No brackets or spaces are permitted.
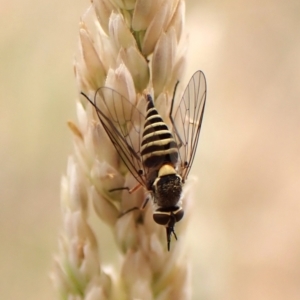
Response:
109,183,142,193
109,182,151,218
118,195,150,218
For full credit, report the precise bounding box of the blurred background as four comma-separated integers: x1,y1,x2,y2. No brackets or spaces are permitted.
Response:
1,0,300,299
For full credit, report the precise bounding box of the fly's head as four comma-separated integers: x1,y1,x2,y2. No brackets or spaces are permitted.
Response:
153,206,184,251
151,164,184,250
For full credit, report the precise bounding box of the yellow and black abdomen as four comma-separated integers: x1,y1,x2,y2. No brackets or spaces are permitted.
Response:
141,95,178,169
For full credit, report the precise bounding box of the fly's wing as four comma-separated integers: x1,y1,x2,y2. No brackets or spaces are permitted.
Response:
170,70,207,182
91,87,147,188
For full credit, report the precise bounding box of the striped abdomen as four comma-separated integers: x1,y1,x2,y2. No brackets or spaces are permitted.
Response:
141,95,178,169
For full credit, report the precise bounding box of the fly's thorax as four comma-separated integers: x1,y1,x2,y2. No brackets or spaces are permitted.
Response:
152,164,183,207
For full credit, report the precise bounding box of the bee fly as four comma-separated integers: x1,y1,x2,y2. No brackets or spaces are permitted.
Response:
81,70,207,250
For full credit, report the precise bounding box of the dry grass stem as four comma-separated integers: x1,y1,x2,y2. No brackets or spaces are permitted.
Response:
52,0,195,299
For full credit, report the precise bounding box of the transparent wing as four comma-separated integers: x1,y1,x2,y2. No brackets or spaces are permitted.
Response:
90,87,148,188
170,70,207,182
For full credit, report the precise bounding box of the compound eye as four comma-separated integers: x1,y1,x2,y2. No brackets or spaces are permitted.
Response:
153,213,170,225
174,209,184,222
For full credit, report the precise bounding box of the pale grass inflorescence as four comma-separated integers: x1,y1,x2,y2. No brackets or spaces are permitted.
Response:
52,0,195,299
